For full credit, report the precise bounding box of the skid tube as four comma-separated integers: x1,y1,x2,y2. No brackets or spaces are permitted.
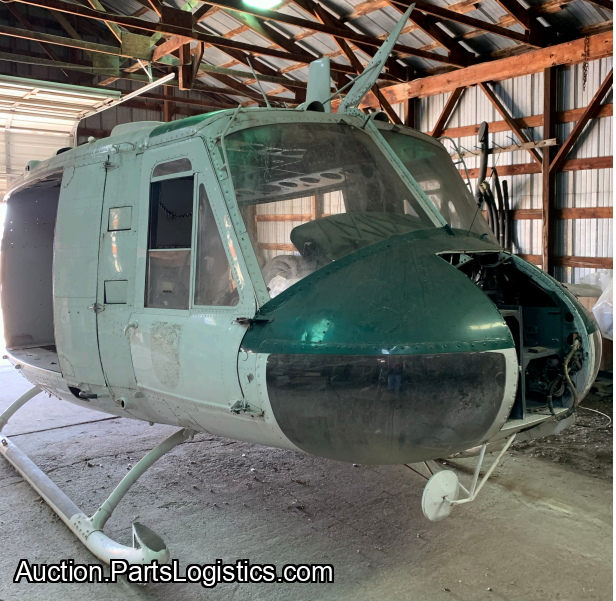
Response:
0,385,192,565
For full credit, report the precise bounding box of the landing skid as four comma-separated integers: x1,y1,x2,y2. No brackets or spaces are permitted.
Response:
416,435,517,522
0,386,192,565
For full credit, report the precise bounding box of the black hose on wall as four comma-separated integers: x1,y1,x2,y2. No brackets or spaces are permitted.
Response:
474,122,489,206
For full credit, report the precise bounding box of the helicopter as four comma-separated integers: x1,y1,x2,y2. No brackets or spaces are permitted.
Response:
0,5,601,566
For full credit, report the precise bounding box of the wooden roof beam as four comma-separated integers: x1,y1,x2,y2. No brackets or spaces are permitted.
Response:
479,81,542,164
391,0,544,47
85,0,122,42
430,87,464,137
3,3,72,79
388,4,474,67
311,2,402,123
346,31,612,105
7,1,336,70
550,68,613,172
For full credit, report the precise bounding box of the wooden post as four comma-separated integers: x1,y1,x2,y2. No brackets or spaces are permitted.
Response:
404,98,416,128
542,66,557,275
313,193,325,220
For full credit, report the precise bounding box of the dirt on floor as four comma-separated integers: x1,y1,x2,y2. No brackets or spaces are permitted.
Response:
0,367,612,601
513,372,613,481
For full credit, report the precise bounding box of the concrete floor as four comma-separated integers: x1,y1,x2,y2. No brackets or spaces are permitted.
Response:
0,364,612,601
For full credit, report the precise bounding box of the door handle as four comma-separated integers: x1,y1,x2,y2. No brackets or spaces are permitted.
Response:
88,303,105,313
124,321,138,336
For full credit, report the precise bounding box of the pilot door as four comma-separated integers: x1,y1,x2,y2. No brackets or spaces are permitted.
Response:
127,138,256,423
54,159,108,388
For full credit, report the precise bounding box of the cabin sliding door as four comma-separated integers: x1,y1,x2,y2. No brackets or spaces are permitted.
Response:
95,149,142,396
54,159,108,387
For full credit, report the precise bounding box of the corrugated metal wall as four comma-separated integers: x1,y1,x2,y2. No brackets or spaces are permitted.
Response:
398,57,613,283
554,57,613,283
0,50,611,284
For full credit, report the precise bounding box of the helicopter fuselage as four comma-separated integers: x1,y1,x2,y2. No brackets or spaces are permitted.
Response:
1,109,601,465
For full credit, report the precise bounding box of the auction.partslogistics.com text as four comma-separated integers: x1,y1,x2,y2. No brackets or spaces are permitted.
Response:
13,558,334,588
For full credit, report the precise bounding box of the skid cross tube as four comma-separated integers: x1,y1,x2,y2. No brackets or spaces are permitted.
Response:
0,386,192,564
0,385,41,432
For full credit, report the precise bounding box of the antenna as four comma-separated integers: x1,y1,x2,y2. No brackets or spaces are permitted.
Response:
246,57,271,109
321,64,379,106
338,3,414,114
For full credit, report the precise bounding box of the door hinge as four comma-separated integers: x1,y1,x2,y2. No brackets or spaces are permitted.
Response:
88,303,105,313
234,315,274,327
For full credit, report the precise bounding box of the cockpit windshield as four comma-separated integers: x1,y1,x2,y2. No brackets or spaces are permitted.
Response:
225,121,494,298
380,128,494,242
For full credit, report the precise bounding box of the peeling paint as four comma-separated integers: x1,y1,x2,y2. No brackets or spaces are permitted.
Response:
150,321,182,389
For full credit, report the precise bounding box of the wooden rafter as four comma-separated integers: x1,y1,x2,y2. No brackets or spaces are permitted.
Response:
11,0,469,66
550,68,613,172
152,36,192,61
437,103,613,139
347,32,613,107
299,0,576,58
192,4,214,24
287,0,408,78
430,87,464,137
85,0,122,42
0,47,294,107
6,0,327,65
387,3,474,67
513,208,613,220
3,3,70,77
310,2,401,123
518,255,613,269
492,0,532,32
460,155,612,178
479,81,542,164
145,0,163,18
391,0,542,47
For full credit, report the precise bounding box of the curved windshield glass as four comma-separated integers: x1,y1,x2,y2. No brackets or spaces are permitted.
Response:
380,128,495,241
225,122,491,298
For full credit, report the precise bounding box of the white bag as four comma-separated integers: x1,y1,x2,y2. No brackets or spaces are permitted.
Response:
592,278,613,341
268,275,300,298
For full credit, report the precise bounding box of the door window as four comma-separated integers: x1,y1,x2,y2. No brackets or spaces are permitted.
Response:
145,175,194,309
194,184,239,306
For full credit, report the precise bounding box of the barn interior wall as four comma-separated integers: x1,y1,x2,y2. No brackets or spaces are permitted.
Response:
0,45,611,285
396,57,613,284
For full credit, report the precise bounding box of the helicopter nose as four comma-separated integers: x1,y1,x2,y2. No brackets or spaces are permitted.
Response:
242,230,518,464
263,348,518,464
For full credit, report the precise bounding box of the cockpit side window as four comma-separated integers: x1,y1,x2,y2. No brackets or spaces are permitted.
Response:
145,175,194,309
194,184,239,307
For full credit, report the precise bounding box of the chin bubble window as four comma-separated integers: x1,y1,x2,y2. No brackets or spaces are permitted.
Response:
145,173,194,309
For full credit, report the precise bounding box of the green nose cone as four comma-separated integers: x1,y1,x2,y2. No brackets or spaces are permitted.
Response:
242,229,514,356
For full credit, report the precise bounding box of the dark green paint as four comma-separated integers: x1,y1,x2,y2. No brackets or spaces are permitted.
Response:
510,255,598,335
242,228,515,356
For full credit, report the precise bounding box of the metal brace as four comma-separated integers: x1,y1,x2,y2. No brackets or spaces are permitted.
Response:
448,434,516,506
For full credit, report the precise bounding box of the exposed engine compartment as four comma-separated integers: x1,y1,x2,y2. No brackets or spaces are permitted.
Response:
440,251,586,420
